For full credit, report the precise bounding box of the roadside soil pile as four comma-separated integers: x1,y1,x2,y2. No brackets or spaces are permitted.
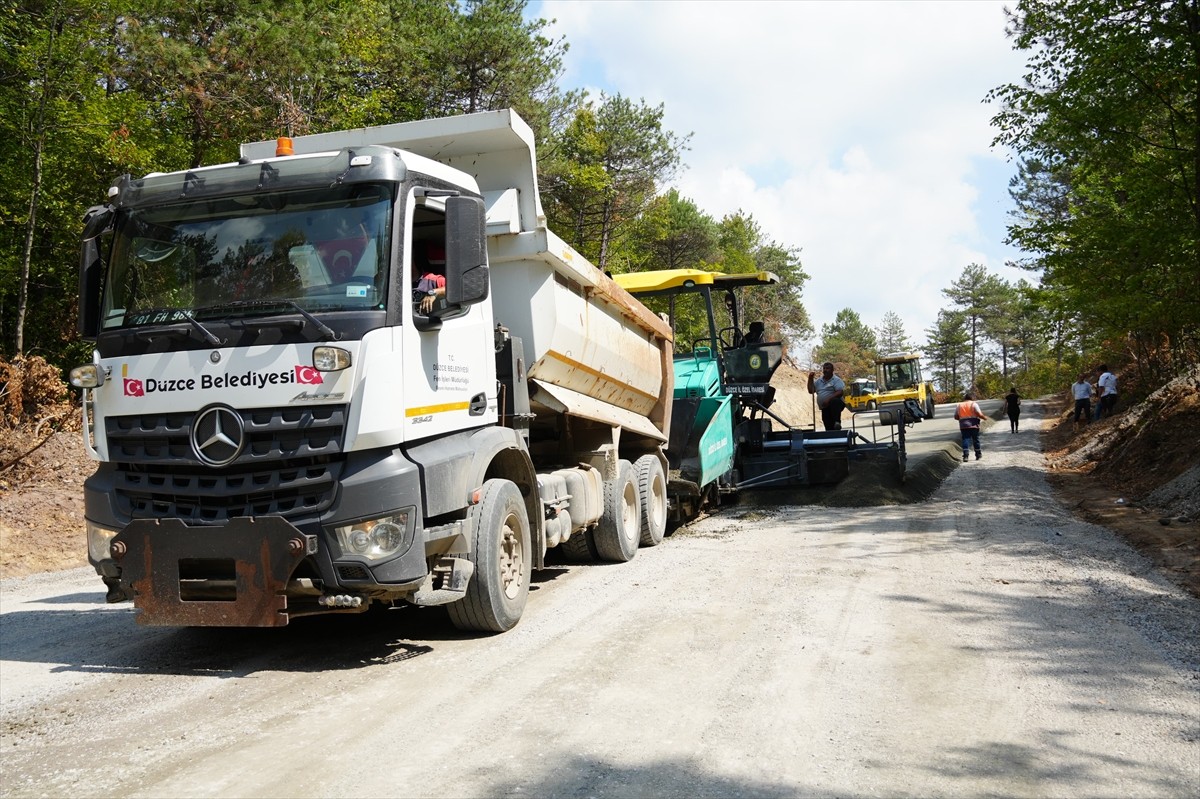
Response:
762,358,819,430
0,431,92,578
1043,366,1200,598
0,356,88,579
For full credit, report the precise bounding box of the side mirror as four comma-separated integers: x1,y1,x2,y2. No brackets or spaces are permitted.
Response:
78,205,114,339
444,196,488,307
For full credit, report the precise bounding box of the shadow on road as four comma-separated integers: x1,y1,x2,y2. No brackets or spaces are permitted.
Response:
0,565,577,677
479,754,853,799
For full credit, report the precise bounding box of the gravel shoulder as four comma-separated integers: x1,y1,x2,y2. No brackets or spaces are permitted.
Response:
1,400,1197,798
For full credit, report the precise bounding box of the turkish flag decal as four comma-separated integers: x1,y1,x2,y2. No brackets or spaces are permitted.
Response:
295,366,324,385
124,378,144,397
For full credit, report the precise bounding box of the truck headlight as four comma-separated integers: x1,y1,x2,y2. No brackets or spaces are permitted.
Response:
87,520,120,562
69,364,106,388
332,511,414,561
313,346,351,371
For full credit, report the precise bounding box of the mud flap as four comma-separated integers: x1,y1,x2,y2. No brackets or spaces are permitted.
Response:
111,517,315,627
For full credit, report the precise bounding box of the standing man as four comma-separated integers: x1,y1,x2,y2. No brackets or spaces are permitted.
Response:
1097,364,1118,418
807,362,846,431
1070,373,1093,425
954,392,985,462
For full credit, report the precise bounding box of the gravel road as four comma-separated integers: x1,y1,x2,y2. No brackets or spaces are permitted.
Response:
2,401,1197,798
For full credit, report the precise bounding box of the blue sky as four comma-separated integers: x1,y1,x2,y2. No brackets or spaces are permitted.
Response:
532,0,1033,354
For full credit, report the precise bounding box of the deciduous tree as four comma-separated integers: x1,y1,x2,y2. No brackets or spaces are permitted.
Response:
989,0,1200,382
815,308,876,378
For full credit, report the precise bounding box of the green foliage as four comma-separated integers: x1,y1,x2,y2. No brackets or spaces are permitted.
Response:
542,94,689,270
972,365,1010,402
988,0,1200,385
875,311,911,355
719,213,811,347
1,0,158,363
814,308,876,377
924,309,971,394
334,0,579,138
631,206,811,357
623,189,719,272
941,263,1009,390
0,0,814,378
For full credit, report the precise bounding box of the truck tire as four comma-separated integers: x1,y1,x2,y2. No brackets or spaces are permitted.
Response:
925,394,935,419
593,459,639,562
634,454,667,547
559,529,598,562
446,479,531,633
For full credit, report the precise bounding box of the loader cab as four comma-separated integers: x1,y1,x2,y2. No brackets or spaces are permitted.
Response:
878,355,922,391
850,378,877,396
845,377,878,411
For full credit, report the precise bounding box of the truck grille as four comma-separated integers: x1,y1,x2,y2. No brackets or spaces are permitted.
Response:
105,405,347,523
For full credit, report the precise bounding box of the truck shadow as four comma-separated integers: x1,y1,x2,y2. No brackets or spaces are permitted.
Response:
1,565,576,677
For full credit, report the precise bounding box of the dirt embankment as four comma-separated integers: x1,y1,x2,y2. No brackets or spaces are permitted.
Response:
1043,367,1200,598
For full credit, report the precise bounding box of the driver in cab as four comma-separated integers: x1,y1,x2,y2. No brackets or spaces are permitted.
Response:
414,242,446,313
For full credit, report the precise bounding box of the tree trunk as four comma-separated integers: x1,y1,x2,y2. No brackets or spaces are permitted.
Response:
15,143,44,356
15,13,58,356
597,197,614,271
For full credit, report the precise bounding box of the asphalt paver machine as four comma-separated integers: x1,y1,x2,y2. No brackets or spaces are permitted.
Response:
616,269,916,522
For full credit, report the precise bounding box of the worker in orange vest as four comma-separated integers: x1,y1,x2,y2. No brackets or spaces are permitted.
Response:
954,392,985,462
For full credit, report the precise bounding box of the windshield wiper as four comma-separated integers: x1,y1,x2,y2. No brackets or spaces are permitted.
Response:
181,313,223,346
128,309,223,346
197,300,338,340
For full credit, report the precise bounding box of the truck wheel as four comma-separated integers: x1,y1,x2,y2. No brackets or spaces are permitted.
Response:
634,454,667,547
446,479,531,633
559,529,598,562
593,459,639,562
925,395,935,419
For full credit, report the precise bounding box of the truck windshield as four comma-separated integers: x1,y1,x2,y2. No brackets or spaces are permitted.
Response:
101,184,392,330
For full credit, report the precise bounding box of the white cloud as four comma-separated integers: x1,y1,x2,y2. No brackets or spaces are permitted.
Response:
538,0,1031,349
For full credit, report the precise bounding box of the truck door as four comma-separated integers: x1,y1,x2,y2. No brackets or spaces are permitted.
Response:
401,193,497,441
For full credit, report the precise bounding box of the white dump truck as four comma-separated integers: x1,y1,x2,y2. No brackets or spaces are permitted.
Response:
69,109,673,631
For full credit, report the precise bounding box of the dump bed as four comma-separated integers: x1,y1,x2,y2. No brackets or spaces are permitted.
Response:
242,110,673,443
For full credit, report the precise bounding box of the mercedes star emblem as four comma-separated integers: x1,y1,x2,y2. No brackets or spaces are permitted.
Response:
190,405,246,466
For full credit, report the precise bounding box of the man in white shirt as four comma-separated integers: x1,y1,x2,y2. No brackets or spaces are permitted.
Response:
1070,373,1094,424
807,362,846,431
1097,364,1118,418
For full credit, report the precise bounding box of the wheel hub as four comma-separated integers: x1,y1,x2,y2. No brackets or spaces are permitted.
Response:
499,514,524,600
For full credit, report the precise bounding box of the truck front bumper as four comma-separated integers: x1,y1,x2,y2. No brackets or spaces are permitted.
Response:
109,517,316,627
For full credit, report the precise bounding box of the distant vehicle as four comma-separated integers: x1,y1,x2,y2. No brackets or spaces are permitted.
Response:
874,352,936,419
845,377,878,411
